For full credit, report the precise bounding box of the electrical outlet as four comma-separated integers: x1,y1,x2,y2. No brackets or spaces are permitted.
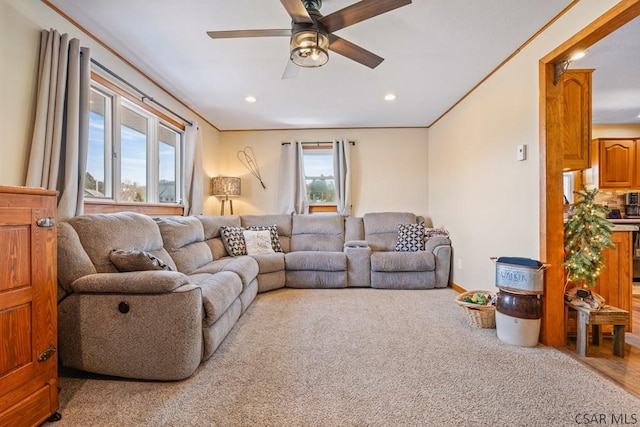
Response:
457,258,462,269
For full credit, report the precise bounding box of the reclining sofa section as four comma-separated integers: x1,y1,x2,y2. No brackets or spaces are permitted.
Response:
56,211,451,380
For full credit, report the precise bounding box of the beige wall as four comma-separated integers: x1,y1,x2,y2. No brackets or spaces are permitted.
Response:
593,124,640,138
214,128,429,218
0,0,220,201
428,0,621,291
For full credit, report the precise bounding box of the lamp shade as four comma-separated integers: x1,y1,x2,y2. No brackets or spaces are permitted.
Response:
211,177,241,197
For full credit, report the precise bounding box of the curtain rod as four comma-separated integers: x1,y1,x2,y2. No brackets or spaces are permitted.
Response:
90,58,194,127
281,141,355,145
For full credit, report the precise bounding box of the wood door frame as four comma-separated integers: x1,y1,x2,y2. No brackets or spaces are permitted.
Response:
539,0,640,346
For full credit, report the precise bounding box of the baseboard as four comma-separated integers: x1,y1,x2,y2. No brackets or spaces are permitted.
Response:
450,282,466,294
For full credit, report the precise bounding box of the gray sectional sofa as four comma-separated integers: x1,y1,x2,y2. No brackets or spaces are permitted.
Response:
56,211,451,380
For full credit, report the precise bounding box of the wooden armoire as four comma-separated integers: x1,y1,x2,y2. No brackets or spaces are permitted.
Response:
0,186,59,425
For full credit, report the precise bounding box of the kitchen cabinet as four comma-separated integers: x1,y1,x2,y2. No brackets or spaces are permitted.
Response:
562,69,593,171
591,230,633,332
0,186,59,425
592,138,640,188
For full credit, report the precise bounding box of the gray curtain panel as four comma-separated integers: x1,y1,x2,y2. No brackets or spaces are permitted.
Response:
183,122,204,216
333,139,351,216
277,141,308,214
26,29,90,221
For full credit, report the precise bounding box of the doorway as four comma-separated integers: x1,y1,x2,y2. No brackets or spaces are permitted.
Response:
539,0,640,346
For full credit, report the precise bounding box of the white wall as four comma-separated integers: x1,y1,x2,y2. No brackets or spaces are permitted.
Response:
428,0,621,291
214,128,429,218
0,0,220,200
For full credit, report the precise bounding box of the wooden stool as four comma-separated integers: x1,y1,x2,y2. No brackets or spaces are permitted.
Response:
564,301,629,357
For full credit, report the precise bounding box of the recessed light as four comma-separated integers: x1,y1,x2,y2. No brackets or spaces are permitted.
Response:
384,94,396,101
245,96,257,103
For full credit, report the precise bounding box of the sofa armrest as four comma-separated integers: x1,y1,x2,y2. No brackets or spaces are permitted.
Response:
424,236,451,252
424,237,452,288
70,271,191,294
344,240,369,249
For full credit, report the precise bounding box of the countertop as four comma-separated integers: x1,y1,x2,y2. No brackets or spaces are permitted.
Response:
607,218,640,231
612,224,638,231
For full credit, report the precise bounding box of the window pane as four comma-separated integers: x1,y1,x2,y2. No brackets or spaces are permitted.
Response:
306,178,335,203
86,89,108,197
120,106,147,202
303,149,335,203
158,125,178,203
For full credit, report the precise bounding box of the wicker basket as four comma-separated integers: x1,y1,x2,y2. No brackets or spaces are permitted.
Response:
455,290,497,328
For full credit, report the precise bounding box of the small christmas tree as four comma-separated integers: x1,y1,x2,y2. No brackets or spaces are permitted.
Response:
563,188,614,287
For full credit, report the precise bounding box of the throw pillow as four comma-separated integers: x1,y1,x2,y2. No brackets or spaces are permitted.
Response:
395,222,425,252
110,249,173,272
243,230,276,255
425,227,450,239
246,224,283,252
220,226,247,256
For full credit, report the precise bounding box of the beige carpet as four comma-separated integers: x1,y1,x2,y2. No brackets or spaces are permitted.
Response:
52,288,640,426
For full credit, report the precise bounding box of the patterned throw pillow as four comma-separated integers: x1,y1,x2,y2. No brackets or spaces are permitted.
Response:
109,249,173,272
395,222,426,252
243,230,276,255
220,226,247,256
246,225,283,252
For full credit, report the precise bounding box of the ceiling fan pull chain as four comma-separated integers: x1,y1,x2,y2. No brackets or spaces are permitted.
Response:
237,146,267,190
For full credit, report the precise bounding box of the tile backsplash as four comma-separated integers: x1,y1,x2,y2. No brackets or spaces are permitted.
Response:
594,190,626,209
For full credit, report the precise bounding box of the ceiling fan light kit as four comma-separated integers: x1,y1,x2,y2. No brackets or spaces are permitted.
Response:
290,28,329,67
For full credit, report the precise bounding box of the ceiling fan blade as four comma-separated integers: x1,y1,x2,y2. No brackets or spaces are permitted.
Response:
328,34,383,69
282,59,300,79
319,0,411,33
280,0,313,24
207,29,291,39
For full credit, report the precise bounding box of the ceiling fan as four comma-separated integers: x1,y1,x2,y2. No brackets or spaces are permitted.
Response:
207,0,412,77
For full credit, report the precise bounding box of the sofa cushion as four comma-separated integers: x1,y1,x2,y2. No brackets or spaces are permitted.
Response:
110,249,174,272
196,215,242,259
290,214,344,252
243,230,275,255
363,212,417,252
220,226,247,256
66,212,176,273
155,216,213,274
249,253,285,274
191,257,259,289
395,222,425,252
285,251,347,271
371,251,435,272
188,271,242,326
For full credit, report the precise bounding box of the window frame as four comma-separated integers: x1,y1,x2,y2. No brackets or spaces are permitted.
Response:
302,143,338,214
85,72,185,215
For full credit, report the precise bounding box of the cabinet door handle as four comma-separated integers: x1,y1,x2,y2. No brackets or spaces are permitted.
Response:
36,217,56,228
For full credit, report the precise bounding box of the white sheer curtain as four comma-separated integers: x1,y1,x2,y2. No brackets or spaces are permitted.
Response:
333,139,351,216
277,141,308,214
183,122,204,215
26,29,90,221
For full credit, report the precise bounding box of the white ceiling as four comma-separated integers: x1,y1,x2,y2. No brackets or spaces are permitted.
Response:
570,16,640,125
49,0,632,131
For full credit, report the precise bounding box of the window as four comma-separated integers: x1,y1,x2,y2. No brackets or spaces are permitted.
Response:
302,145,336,213
85,75,183,210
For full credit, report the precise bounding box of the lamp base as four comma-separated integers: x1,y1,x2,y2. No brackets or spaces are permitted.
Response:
220,197,234,215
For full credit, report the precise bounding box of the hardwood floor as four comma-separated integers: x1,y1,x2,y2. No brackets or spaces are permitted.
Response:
561,295,640,398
